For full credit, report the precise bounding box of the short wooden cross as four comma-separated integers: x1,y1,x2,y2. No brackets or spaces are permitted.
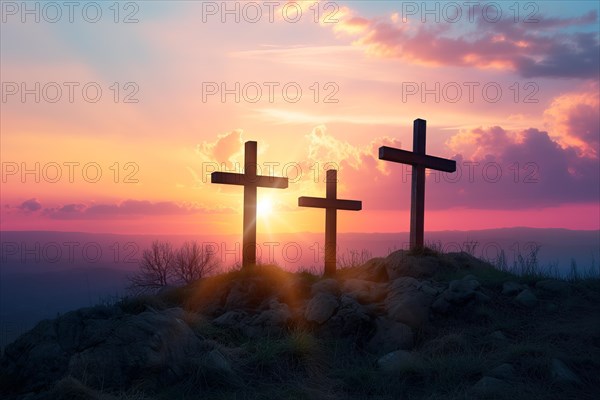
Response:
378,118,456,250
211,141,288,268
298,169,362,276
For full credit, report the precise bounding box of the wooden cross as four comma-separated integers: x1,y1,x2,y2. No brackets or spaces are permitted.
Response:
298,169,362,276
378,119,456,250
211,141,288,268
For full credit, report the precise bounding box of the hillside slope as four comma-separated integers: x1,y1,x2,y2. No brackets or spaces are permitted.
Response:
2,250,599,400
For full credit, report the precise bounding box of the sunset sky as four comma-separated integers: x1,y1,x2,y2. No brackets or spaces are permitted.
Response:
2,0,599,236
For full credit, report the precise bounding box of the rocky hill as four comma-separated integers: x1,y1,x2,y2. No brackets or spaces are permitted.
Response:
1,250,599,400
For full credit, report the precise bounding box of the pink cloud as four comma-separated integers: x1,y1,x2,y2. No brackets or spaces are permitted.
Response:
8,200,235,220
331,8,599,78
196,130,245,168
543,84,600,157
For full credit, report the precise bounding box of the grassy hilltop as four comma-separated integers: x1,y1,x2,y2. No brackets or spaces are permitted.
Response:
1,249,599,400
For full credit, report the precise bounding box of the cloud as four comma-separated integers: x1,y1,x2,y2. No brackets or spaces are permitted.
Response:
543,84,599,157
18,198,42,212
330,7,599,78
295,120,598,211
196,130,245,167
38,200,233,220
301,125,403,180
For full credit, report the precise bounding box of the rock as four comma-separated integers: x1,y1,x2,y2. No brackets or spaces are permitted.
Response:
311,279,340,296
474,291,491,303
514,289,538,308
417,281,441,296
190,348,241,388
367,318,414,354
225,280,267,310
487,363,516,380
2,307,207,393
536,280,571,295
304,293,339,324
386,277,434,327
256,299,292,326
389,276,420,290
1,319,70,393
66,308,203,389
385,251,442,280
349,257,389,282
205,349,235,377
342,279,387,303
431,297,451,314
470,376,509,396
325,295,371,335
444,278,480,303
214,310,248,327
502,281,525,296
243,300,292,337
44,376,106,400
377,350,418,374
551,358,581,384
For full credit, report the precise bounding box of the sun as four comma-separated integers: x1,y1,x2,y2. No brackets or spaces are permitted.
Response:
257,197,273,217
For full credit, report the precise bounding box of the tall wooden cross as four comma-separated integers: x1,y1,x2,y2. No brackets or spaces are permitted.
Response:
378,119,456,250
298,169,362,276
211,141,288,268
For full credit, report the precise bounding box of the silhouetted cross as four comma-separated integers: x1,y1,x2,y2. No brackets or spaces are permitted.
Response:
379,119,456,250
298,169,362,276
211,141,288,268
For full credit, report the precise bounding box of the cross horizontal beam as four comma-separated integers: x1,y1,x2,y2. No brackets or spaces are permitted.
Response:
298,196,362,211
379,146,456,173
211,171,289,188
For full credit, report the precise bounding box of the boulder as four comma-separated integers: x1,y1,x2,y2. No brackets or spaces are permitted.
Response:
325,295,371,335
67,308,203,389
431,297,451,314
385,277,434,327
502,281,526,296
385,251,442,279
304,293,339,324
377,350,418,374
367,318,414,354
487,363,517,380
199,349,240,386
551,358,581,385
244,300,292,337
470,376,509,396
1,307,206,393
514,289,538,308
311,279,340,296
347,257,389,282
342,279,387,303
213,310,248,327
224,280,266,310
444,277,480,303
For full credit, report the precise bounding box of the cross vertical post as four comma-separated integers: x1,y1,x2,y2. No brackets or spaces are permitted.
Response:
378,118,456,251
211,141,288,269
298,169,362,277
411,119,426,250
243,141,258,266
325,170,338,276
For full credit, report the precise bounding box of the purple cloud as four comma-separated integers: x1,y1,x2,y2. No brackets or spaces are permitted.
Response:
18,198,42,212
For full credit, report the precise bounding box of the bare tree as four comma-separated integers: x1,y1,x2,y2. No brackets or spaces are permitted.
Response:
174,241,218,284
127,240,175,294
